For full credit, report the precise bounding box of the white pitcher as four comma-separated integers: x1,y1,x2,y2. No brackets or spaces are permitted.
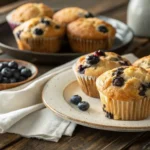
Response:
127,0,150,37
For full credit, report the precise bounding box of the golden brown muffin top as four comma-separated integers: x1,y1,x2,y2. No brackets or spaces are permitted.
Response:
73,50,131,77
10,3,54,23
13,17,65,39
53,7,94,26
96,66,150,101
67,18,116,40
133,55,150,72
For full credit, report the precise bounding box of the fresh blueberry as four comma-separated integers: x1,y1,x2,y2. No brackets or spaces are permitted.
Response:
10,78,17,83
84,12,94,18
2,77,10,83
21,68,32,77
86,55,100,65
70,95,82,105
1,68,12,78
0,74,2,82
113,77,124,86
13,71,20,80
18,66,26,71
41,18,50,26
33,28,43,35
55,25,60,29
19,76,26,82
97,25,108,33
8,61,18,69
0,63,5,70
2,62,8,67
94,50,105,57
78,101,90,111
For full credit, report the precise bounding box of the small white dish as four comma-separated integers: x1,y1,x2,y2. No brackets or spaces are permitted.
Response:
42,54,150,132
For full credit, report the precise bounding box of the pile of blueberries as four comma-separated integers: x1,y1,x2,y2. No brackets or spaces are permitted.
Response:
0,61,32,83
70,95,90,111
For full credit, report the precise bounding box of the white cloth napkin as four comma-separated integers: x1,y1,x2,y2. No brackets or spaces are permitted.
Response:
0,59,77,142
0,54,138,142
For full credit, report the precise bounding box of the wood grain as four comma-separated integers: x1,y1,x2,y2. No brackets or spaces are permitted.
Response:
0,133,22,149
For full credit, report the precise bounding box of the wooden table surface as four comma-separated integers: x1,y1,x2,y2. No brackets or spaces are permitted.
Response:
0,0,150,150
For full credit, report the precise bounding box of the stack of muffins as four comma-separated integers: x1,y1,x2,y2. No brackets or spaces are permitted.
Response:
6,3,116,53
73,50,150,121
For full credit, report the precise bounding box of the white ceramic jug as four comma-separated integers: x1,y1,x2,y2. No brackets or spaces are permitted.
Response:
127,0,150,37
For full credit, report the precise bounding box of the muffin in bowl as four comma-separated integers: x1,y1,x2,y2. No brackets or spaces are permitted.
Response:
73,50,131,98
96,66,150,120
67,18,116,53
53,7,94,26
133,55,150,72
6,3,54,30
13,17,65,53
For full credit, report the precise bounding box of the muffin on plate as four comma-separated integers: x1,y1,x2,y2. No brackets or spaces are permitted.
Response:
13,17,65,53
133,55,150,72
73,50,131,98
53,7,94,26
6,3,54,30
67,18,116,53
96,66,150,120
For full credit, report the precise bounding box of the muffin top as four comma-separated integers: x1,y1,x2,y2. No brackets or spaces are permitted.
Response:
10,3,54,23
73,50,131,77
96,66,150,101
67,18,116,40
13,17,65,39
53,7,94,26
133,55,150,72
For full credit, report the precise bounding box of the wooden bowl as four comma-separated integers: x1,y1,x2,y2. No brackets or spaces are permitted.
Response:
0,59,38,90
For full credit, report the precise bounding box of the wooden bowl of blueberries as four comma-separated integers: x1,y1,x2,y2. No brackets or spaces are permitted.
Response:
0,59,38,90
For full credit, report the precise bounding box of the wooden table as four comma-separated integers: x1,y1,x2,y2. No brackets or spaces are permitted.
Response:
0,0,150,149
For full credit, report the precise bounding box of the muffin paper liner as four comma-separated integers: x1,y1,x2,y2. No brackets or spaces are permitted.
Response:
14,35,63,53
73,64,99,98
68,35,114,53
99,92,150,120
6,10,22,30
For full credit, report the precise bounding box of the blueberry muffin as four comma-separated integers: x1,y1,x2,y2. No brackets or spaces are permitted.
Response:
73,50,131,98
133,55,150,72
13,17,65,53
96,66,150,120
67,18,116,53
6,3,54,30
53,7,94,26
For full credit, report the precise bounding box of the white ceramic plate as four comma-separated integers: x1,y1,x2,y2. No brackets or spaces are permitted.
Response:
42,54,150,132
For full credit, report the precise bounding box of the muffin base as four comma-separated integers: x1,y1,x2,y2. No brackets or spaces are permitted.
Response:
14,37,63,53
73,65,99,98
99,92,150,120
68,36,114,53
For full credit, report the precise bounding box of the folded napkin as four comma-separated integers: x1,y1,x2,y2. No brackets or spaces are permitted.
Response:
0,59,76,142
0,54,137,142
